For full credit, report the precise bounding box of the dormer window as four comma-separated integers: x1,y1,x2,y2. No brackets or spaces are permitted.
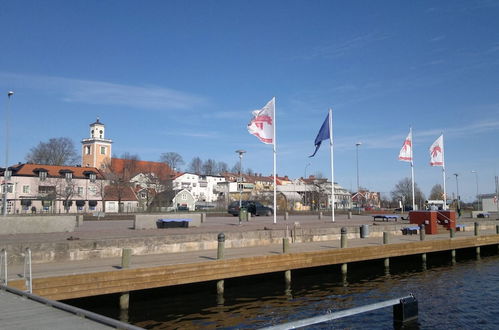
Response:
90,173,96,182
65,172,73,181
39,171,47,181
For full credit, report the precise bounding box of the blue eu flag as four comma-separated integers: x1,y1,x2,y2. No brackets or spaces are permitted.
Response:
309,112,330,157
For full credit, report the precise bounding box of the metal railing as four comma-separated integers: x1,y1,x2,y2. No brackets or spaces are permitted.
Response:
0,284,143,330
23,248,32,293
0,249,7,285
261,294,417,330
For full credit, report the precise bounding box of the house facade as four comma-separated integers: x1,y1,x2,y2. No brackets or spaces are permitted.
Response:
1,163,106,214
172,173,226,203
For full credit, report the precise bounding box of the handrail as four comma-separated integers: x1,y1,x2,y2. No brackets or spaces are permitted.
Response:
23,248,32,293
0,249,6,285
436,211,455,226
0,284,143,330
260,294,416,330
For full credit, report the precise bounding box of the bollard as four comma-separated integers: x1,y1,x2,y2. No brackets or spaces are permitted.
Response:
348,211,352,219
121,248,132,269
419,224,426,241
383,232,390,271
217,233,225,260
284,211,289,221
383,232,390,245
217,233,225,297
319,212,323,220
247,212,251,221
474,222,479,236
450,228,455,238
201,213,206,223
282,237,289,254
341,227,347,248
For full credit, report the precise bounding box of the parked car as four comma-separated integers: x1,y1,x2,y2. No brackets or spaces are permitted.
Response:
228,200,273,216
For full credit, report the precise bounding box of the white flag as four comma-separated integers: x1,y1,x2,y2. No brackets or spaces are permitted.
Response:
247,98,274,144
429,134,444,166
398,130,413,162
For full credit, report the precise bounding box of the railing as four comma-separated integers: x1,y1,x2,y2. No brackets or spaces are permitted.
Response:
23,248,32,293
260,294,418,329
0,284,143,330
0,249,7,285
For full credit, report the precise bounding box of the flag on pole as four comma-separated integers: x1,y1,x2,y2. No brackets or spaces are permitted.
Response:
398,130,413,162
309,112,330,157
247,98,275,144
429,134,444,166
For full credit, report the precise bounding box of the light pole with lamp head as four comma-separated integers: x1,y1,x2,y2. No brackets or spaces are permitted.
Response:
471,170,479,210
304,162,311,207
2,91,14,216
454,173,460,217
355,142,362,211
235,150,246,209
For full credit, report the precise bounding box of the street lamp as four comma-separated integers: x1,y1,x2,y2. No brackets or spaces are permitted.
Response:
2,91,14,216
235,150,246,209
471,170,479,210
355,142,362,193
304,163,311,207
454,173,460,217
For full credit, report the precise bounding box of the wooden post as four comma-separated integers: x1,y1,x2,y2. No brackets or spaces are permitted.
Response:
421,253,427,270
383,232,390,272
476,246,481,260
319,211,323,220
419,224,425,241
340,227,347,278
217,233,225,297
201,213,206,223
348,211,352,219
283,237,291,286
119,248,132,311
451,249,456,265
474,222,479,236
284,211,289,221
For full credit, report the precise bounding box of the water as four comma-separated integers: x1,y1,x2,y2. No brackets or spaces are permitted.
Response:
67,247,499,329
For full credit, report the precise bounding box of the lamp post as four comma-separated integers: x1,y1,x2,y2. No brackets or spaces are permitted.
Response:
2,91,14,216
355,142,362,210
304,163,311,208
471,170,479,211
454,173,460,217
235,150,246,209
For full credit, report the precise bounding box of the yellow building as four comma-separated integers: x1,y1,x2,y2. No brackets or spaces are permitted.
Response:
81,118,113,169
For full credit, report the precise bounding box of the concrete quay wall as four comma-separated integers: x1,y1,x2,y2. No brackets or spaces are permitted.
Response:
0,216,76,235
2,223,409,265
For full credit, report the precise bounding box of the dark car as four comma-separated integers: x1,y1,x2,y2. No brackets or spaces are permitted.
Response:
228,200,273,216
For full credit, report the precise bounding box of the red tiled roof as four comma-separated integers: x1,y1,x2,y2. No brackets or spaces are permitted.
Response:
7,163,105,179
110,158,173,180
104,185,138,201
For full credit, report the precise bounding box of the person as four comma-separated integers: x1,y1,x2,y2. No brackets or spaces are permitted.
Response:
457,207,461,217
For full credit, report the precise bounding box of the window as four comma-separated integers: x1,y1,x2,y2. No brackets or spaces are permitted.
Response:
182,193,187,200
141,192,146,198
39,186,56,194
65,172,72,181
77,187,84,195
100,146,106,155
22,185,30,194
85,145,91,155
89,173,96,182
39,171,47,181
99,130,103,138
1,184,13,193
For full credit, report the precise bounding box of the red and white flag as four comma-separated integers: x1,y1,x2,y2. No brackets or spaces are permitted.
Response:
247,98,274,144
429,134,444,166
398,129,413,162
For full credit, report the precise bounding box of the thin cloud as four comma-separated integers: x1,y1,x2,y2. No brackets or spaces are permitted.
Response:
0,72,207,110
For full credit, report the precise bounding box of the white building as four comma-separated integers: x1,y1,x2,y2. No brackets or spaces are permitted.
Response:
172,173,226,203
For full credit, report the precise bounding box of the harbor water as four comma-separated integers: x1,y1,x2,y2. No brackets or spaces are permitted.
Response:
68,248,499,329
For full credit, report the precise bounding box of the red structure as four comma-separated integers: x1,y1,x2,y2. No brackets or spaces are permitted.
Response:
409,211,456,234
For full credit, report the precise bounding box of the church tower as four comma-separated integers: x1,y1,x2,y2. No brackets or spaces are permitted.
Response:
81,118,113,169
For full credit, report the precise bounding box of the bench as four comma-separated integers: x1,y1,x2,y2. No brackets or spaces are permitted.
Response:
373,215,399,222
456,224,466,231
156,219,191,228
402,226,419,235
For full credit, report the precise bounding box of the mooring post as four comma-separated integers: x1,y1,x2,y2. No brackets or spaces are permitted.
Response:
383,232,390,271
217,233,225,297
450,228,455,238
283,237,291,286
474,222,479,236
451,249,456,265
119,248,132,311
419,224,425,241
201,213,206,223
348,211,352,219
319,211,323,220
284,211,289,221
340,227,347,278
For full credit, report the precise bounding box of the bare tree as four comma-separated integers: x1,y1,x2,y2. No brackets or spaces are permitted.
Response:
26,137,79,165
245,168,255,176
159,152,184,171
105,153,140,213
188,157,203,174
429,184,444,200
231,162,241,174
216,161,228,174
202,159,217,175
391,177,425,208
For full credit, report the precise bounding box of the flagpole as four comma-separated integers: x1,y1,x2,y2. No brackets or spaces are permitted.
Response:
329,108,335,222
441,134,447,210
273,97,277,224
410,128,416,210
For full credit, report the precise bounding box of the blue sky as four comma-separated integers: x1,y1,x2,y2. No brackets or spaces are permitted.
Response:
1,0,499,202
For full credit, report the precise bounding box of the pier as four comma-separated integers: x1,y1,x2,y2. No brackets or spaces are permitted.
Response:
2,214,499,302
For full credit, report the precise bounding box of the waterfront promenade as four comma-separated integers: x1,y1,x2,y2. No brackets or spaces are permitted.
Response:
2,213,499,300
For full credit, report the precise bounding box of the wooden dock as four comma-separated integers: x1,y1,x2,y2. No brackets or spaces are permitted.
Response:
8,234,499,301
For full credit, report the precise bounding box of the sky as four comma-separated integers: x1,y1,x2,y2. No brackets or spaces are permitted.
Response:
1,0,499,202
